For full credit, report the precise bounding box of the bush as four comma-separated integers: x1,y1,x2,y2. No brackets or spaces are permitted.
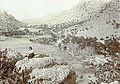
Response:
61,36,120,57
0,49,27,84
88,37,120,84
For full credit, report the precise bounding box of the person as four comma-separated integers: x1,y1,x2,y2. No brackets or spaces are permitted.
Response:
2,48,8,58
0,48,2,58
28,47,35,59
58,43,62,50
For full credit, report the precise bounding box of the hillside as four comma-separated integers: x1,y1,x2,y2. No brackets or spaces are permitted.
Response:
73,0,120,39
25,0,111,25
0,11,26,32
47,0,112,25
24,12,65,25
22,0,120,39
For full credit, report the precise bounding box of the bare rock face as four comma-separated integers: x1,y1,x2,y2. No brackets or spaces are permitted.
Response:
29,65,76,84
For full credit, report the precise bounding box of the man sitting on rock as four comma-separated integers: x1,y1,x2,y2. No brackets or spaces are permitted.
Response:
2,48,8,58
0,48,2,58
28,47,35,59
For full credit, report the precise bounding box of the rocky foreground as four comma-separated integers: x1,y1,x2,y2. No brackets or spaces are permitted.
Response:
0,49,76,84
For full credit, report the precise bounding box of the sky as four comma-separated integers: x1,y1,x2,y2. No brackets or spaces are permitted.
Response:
0,0,80,21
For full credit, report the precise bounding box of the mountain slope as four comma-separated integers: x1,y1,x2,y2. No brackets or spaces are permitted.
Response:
47,0,112,25
24,12,65,25
73,0,120,39
0,11,26,32
26,0,111,25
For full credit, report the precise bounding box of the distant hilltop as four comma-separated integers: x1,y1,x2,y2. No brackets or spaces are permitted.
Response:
25,0,112,25
0,10,27,32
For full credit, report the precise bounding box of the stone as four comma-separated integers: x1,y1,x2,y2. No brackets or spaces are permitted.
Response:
29,65,76,84
15,57,63,73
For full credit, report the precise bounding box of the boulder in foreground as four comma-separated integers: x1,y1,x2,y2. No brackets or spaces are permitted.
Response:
15,57,64,73
29,65,76,84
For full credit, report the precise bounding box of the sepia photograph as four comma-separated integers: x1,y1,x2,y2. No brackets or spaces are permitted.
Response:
0,0,120,84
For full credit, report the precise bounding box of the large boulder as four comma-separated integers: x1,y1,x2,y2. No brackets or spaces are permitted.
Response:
29,65,76,84
15,57,64,73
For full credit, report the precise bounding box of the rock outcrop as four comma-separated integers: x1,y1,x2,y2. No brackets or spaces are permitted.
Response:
29,65,76,84
15,56,76,84
15,57,64,73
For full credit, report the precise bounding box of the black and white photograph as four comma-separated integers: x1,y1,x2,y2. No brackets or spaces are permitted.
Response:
0,0,120,84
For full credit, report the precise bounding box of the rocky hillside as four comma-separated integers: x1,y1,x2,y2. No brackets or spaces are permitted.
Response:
0,11,27,32
57,0,120,39
25,0,120,39
26,0,112,25
71,0,120,39
48,0,112,25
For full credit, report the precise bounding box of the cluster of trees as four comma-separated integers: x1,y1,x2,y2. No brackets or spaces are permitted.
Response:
26,24,49,29
60,36,120,57
1,30,26,36
1,28,45,37
60,36,97,51
30,37,55,45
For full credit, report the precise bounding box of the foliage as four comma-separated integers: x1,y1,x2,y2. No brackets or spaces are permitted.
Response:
0,49,29,84
88,37,120,84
